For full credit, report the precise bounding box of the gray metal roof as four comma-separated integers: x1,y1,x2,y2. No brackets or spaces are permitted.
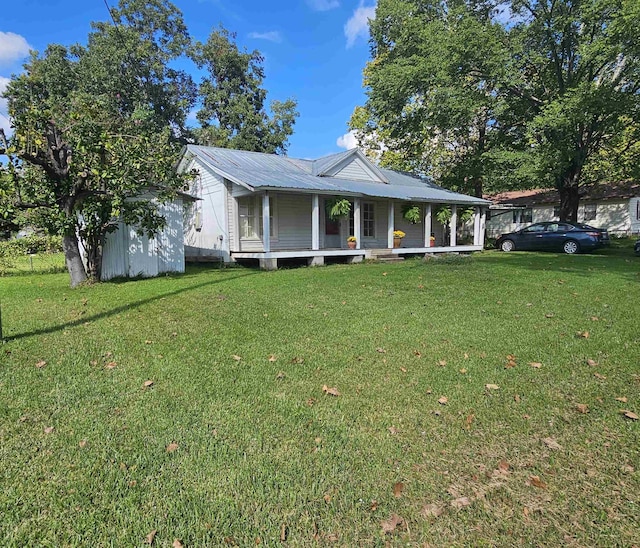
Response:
186,145,489,205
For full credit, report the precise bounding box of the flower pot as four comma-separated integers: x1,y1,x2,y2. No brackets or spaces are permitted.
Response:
430,239,436,247
347,241,356,250
393,237,402,248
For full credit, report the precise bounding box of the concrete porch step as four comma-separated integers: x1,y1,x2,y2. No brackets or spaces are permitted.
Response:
374,255,405,262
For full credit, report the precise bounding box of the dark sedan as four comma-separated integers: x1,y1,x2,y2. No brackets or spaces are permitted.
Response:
496,222,610,254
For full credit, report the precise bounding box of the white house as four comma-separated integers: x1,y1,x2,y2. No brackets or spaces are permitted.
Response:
486,182,640,238
99,190,197,280
179,145,491,270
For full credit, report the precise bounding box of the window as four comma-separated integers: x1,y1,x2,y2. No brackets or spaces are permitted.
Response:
583,203,597,221
553,206,560,218
238,196,275,239
513,208,533,223
363,202,375,237
522,224,545,233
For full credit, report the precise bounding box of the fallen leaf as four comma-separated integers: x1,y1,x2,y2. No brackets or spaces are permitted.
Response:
542,437,562,450
576,403,589,414
376,348,386,354
291,356,304,364
322,385,340,397
268,355,277,362
325,533,339,542
44,426,54,434
514,394,521,402
464,352,469,359
172,540,183,548
621,464,635,474
529,476,547,489
465,414,475,429
400,367,407,373
275,371,286,380
306,398,316,407
388,426,398,435
459,368,467,374
528,362,542,369
369,500,379,512
143,380,154,389
498,460,510,472
232,355,242,361
145,530,157,545
413,350,422,358
323,493,331,503
615,396,628,403
393,482,404,498
105,361,117,370
35,360,47,369
594,373,606,380
586,358,598,366
166,443,179,453
280,524,288,542
438,396,448,405
145,340,153,344
622,410,638,420
486,384,500,390
451,496,471,509
545,313,554,318
380,514,403,534
590,316,599,321
577,331,590,339
437,359,447,366
79,439,87,448
422,503,444,518
90,360,98,366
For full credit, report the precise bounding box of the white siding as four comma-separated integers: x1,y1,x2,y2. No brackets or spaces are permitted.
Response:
184,159,230,259
630,198,640,234
158,198,185,273
581,201,629,234
271,194,312,251
333,157,379,182
101,221,128,280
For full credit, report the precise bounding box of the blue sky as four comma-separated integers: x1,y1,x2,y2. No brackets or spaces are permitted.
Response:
0,0,376,159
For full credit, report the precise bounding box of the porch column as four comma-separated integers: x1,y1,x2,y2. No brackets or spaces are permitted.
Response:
262,192,271,253
449,204,457,247
479,208,487,247
387,200,395,248
354,198,361,249
424,203,432,247
473,207,481,245
312,194,320,251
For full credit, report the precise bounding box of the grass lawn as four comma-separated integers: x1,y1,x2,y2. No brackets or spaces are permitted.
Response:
1,244,639,546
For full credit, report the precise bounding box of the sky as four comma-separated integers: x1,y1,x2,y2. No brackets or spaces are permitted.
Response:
0,0,376,160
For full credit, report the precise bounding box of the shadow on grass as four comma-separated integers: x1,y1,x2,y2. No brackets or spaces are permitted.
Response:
5,270,258,342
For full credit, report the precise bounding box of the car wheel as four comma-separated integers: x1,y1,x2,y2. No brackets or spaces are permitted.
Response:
500,239,515,252
563,240,580,254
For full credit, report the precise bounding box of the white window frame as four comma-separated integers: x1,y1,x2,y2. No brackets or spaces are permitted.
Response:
363,202,376,238
238,196,277,240
583,203,597,222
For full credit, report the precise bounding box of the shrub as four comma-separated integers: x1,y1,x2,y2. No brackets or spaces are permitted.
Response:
0,235,63,257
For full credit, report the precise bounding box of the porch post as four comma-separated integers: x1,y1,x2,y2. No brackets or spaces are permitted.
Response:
479,207,487,247
387,200,395,248
262,192,271,253
473,207,481,245
449,204,457,247
312,194,320,251
424,203,432,247
354,198,361,249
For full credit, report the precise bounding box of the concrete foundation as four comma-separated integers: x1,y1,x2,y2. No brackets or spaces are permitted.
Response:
307,256,325,267
347,255,363,264
259,258,278,270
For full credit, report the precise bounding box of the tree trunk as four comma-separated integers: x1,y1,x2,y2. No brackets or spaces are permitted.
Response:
84,231,104,282
558,171,581,222
62,233,88,288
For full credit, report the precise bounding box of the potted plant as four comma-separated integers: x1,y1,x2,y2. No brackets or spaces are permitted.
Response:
430,233,436,247
393,230,405,248
402,204,422,224
326,198,352,220
347,236,357,249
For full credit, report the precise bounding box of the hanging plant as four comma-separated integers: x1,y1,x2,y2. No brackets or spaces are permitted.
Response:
402,203,422,224
326,198,352,220
435,206,451,225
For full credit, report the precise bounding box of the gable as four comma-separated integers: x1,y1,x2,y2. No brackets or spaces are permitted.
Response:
332,156,381,182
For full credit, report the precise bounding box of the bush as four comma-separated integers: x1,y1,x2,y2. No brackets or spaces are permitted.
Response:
0,235,63,257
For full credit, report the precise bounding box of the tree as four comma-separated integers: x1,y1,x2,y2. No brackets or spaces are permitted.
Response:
0,0,196,286
353,0,640,220
191,27,298,154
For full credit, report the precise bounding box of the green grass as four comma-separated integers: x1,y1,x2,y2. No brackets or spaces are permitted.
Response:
1,243,639,546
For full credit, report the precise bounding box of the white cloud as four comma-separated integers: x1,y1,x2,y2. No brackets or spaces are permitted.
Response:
248,31,282,43
345,2,376,48
0,32,31,65
336,130,358,150
307,0,340,11
0,76,11,135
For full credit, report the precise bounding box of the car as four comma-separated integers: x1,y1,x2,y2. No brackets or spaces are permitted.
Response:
635,238,640,256
496,222,610,254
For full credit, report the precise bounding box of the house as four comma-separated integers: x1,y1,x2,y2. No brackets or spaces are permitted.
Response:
179,145,491,270
98,189,198,280
485,182,640,238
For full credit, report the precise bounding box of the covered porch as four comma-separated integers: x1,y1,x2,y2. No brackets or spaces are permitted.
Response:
232,192,487,269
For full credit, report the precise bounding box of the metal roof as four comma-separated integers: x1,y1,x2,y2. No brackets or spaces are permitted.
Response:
185,145,490,205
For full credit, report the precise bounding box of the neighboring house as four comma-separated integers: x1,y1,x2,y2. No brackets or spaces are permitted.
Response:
486,182,640,238
98,190,198,280
179,145,491,270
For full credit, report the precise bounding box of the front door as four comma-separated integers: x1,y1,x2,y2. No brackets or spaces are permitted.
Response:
323,199,341,248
